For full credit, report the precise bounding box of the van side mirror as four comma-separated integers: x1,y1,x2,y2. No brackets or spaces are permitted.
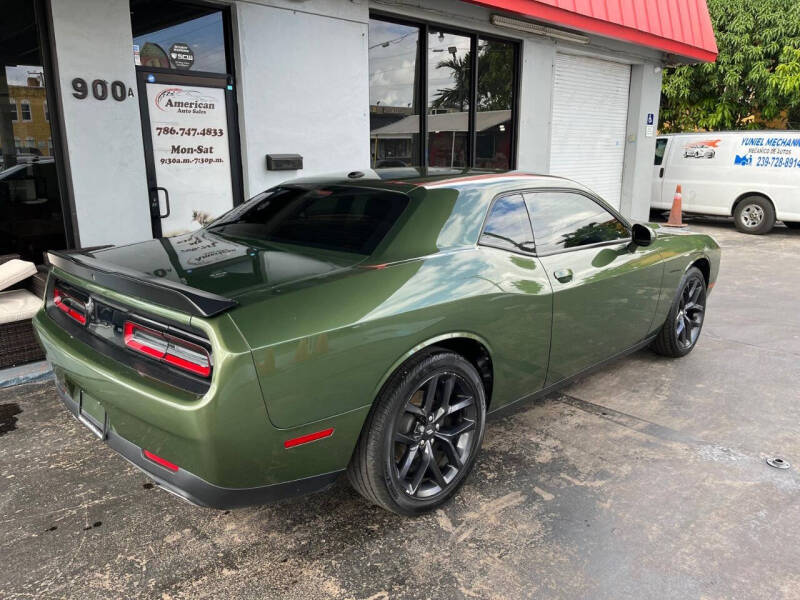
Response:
631,223,654,247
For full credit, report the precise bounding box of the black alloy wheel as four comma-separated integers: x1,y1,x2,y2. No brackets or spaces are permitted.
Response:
675,276,705,350
391,372,477,499
652,266,707,358
348,351,486,515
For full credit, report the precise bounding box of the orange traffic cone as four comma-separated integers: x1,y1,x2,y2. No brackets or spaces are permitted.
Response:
664,184,685,227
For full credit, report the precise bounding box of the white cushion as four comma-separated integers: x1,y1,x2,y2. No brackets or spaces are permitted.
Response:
0,259,37,292
0,289,43,324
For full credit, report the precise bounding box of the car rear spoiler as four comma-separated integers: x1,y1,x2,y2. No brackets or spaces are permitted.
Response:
46,250,237,318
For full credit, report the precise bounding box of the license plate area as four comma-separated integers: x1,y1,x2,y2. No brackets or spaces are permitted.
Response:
78,390,108,440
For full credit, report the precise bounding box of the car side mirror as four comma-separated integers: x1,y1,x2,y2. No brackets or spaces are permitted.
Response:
631,223,654,247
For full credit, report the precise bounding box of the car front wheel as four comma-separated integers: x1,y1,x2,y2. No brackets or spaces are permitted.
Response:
652,267,707,358
348,351,486,516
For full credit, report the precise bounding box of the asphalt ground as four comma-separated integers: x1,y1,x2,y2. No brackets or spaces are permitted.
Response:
2,218,799,599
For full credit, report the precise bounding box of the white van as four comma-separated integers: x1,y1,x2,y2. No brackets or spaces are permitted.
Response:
651,131,800,234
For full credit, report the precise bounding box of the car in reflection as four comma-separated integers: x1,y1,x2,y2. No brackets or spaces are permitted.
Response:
34,169,720,515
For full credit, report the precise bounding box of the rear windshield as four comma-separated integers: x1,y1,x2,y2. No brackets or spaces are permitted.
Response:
207,185,409,255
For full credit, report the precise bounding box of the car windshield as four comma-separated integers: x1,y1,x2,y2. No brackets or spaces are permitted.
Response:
207,185,409,255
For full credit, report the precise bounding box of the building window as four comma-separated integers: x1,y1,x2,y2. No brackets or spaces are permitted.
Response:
43,100,49,122
13,137,21,153
476,38,515,169
9,98,17,122
20,100,32,121
131,1,228,73
369,16,518,169
368,20,421,168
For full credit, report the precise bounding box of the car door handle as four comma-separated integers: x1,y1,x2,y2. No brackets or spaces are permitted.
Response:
659,167,664,178
553,268,573,283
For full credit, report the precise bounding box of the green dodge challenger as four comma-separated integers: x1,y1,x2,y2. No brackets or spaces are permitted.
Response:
34,169,720,515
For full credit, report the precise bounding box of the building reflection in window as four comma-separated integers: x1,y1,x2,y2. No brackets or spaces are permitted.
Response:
427,30,471,168
368,20,421,168
476,38,515,169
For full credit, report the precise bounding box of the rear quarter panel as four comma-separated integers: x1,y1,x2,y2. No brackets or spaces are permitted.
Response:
229,247,553,429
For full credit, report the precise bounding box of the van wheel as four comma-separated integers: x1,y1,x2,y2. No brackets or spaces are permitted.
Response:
734,196,775,234
784,221,800,230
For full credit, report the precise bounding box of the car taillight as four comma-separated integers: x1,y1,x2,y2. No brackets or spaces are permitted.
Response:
123,321,211,377
53,286,87,325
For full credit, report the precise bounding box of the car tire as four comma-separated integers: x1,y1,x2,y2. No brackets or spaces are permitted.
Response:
649,208,665,222
784,221,800,230
652,267,707,358
347,350,486,516
734,196,775,234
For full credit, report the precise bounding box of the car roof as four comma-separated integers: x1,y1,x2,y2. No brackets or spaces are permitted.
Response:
284,168,587,194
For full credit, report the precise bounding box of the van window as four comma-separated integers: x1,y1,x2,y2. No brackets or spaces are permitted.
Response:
654,138,668,166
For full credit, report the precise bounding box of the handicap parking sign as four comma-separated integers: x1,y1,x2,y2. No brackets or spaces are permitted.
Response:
647,113,654,125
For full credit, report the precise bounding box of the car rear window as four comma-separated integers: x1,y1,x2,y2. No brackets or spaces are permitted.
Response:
207,185,409,255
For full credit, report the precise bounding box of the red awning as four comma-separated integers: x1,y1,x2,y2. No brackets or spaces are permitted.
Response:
463,0,718,63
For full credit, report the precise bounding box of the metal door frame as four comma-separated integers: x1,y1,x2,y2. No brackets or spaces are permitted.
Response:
136,69,244,238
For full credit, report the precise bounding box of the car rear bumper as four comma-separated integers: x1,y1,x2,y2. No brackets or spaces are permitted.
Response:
53,378,342,509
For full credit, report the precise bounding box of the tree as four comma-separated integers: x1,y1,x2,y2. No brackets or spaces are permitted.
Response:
660,0,800,132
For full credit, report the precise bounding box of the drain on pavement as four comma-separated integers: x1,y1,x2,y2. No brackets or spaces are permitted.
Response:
766,457,790,469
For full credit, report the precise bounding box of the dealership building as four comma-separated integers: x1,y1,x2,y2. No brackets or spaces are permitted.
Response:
1,0,717,262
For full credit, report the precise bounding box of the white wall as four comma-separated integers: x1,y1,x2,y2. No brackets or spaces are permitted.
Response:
233,1,371,197
516,38,555,173
50,0,152,246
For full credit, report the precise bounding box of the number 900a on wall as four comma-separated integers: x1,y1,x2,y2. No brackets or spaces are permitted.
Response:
71,77,134,101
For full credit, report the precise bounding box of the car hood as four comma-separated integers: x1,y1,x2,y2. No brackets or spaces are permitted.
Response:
87,230,367,304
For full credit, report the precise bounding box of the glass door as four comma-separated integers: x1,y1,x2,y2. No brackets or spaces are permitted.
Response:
0,1,69,263
131,1,242,238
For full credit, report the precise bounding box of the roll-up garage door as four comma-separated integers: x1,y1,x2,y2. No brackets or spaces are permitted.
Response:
550,53,631,209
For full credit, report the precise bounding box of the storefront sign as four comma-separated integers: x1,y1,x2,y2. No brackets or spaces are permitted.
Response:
145,83,234,237
169,43,194,70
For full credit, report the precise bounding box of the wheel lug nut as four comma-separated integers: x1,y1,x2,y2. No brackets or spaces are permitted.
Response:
428,415,433,422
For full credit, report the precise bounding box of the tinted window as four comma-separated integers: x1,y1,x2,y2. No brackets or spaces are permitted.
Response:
427,30,471,168
654,138,667,165
131,2,227,73
207,186,408,255
476,38,515,169
368,20,420,168
524,192,628,254
479,194,534,253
